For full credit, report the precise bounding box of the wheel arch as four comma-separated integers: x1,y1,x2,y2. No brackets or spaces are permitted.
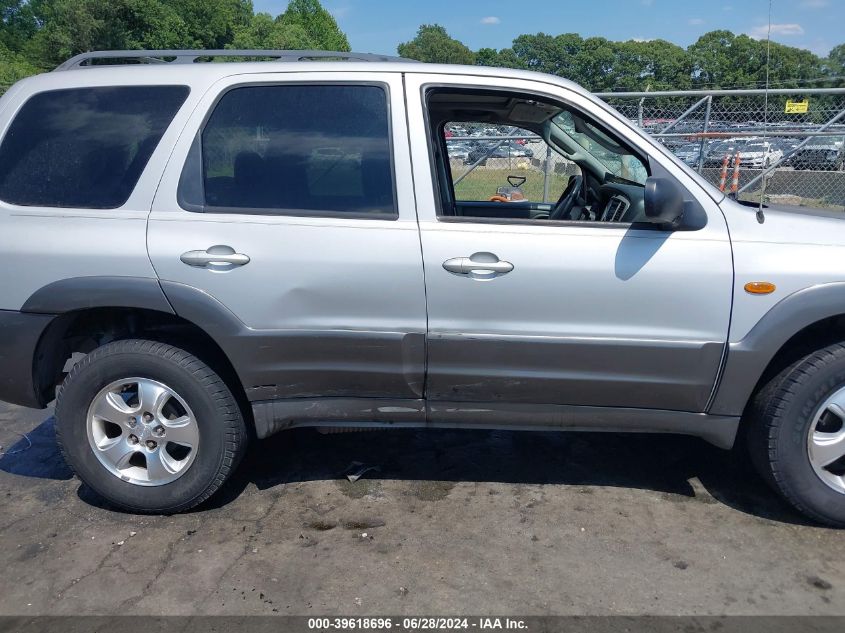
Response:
710,282,845,417
24,277,251,425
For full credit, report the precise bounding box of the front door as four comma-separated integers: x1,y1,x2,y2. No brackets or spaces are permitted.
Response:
405,73,733,413
148,72,426,404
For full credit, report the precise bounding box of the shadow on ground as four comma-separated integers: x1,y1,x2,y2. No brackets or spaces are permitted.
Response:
0,415,808,526
0,417,73,480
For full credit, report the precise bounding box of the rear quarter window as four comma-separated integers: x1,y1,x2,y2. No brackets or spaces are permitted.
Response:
0,85,189,209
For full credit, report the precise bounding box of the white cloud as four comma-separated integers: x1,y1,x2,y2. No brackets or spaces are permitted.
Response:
642,0,654,5
329,6,350,19
800,0,829,8
748,23,804,40
747,23,805,39
633,37,654,42
688,18,705,25
772,23,806,35
480,16,501,25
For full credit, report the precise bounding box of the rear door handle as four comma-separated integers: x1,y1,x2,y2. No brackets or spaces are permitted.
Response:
180,245,250,269
443,252,513,277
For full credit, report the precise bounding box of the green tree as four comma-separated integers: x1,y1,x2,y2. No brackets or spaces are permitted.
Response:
825,43,845,86
168,0,254,49
230,11,312,50
572,36,617,91
28,0,190,68
474,47,500,67
475,46,524,69
688,30,823,90
1,0,45,51
611,39,692,91
0,41,40,87
509,33,582,77
278,0,349,51
398,24,474,64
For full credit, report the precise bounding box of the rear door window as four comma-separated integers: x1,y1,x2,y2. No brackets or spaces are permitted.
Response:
178,84,396,218
0,86,189,208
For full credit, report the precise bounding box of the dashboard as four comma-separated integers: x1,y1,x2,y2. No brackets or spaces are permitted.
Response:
594,182,646,223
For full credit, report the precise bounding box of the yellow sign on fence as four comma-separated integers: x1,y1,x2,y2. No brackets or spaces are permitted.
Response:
785,99,809,114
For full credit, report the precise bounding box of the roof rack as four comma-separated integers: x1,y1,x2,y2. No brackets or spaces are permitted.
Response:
55,49,415,71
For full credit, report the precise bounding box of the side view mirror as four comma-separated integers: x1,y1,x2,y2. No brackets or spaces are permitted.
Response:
644,177,685,227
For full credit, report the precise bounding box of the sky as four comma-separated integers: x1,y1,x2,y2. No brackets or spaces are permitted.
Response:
254,0,845,57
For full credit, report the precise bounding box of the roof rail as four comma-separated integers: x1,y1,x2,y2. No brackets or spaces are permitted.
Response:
55,49,415,71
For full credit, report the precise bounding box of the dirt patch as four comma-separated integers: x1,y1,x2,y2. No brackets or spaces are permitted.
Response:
340,518,386,530
305,520,337,531
807,576,833,591
336,479,383,499
405,480,454,501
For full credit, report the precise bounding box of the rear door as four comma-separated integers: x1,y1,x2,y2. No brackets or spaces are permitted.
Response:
148,71,427,405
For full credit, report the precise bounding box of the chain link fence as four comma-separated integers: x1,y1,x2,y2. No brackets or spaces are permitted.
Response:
599,88,845,211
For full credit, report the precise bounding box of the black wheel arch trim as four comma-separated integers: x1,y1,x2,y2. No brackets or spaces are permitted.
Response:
20,276,175,315
0,309,56,408
710,281,845,416
10,276,177,408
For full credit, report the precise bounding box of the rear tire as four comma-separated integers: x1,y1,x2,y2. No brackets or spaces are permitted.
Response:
55,339,247,513
747,343,845,527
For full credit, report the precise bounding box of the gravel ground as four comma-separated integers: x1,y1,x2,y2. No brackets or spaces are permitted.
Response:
0,400,843,616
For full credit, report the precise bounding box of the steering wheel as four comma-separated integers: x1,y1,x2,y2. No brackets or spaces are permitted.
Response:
549,175,583,221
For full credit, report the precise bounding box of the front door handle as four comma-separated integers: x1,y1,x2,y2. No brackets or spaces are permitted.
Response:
180,245,250,269
443,252,514,277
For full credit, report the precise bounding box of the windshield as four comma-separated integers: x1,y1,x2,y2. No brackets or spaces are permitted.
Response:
553,110,648,185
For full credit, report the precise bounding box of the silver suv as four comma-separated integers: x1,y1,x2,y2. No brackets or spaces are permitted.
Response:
1,50,845,524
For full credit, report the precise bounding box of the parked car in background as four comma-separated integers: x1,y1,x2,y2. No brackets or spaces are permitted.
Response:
467,141,534,164
703,139,744,167
447,124,469,137
789,136,845,171
701,138,782,168
446,141,473,163
740,140,783,169
673,142,704,167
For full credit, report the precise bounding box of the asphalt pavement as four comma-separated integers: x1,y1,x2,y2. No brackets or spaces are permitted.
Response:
0,401,843,616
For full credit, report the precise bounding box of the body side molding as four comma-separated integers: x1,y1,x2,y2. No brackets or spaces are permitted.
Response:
429,401,738,449
252,398,426,438
251,397,739,449
427,334,724,412
710,282,845,416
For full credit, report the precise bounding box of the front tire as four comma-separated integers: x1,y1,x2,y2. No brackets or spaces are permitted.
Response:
747,343,845,527
55,339,247,513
